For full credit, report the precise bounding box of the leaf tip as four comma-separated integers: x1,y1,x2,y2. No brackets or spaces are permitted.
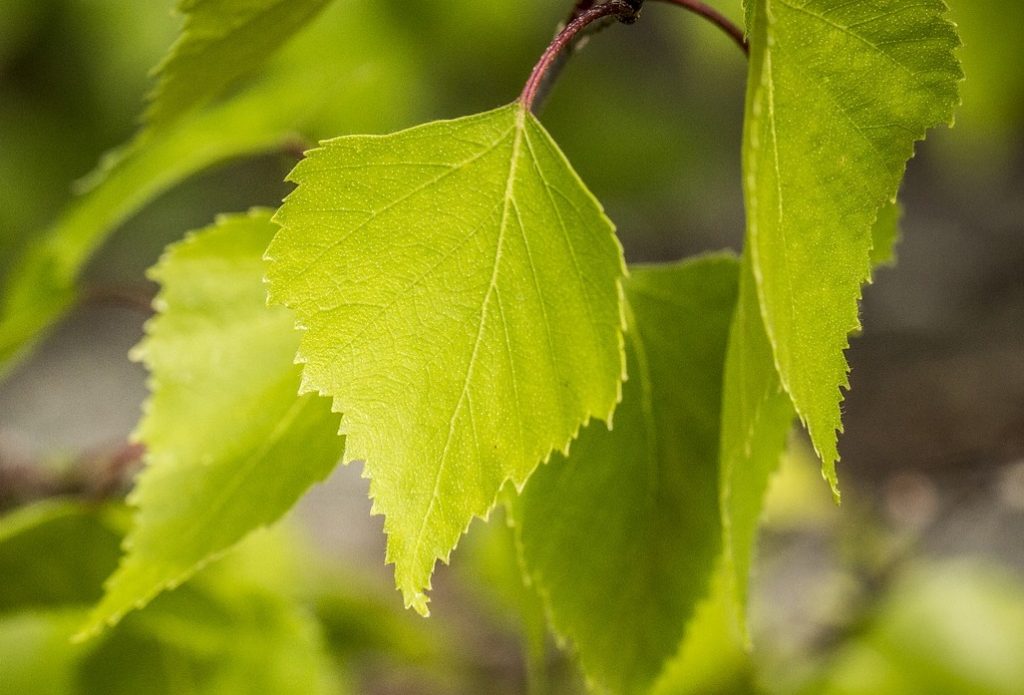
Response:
406,591,431,618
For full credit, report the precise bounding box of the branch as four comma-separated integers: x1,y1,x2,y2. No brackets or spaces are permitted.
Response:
524,0,613,112
0,440,144,511
649,0,748,55
82,284,155,316
520,0,641,113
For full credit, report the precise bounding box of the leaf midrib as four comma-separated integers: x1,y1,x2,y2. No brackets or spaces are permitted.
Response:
407,107,529,577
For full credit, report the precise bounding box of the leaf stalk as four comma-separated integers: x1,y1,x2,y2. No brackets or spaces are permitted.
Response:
649,0,748,55
520,0,640,113
520,0,747,114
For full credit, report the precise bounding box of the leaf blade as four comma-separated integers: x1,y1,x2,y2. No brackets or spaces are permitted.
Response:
744,0,961,485
78,211,344,638
719,250,795,636
720,206,905,636
0,1,421,381
146,0,332,129
266,103,627,614
516,255,740,694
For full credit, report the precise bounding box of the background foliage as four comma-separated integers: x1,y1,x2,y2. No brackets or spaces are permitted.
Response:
1,1,1022,693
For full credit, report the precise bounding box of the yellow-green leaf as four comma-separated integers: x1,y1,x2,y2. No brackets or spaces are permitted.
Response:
266,103,627,614
743,0,962,489
0,0,420,381
79,211,344,637
145,0,332,129
719,250,795,636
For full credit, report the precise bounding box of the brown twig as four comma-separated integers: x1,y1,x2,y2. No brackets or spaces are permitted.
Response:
521,0,642,112
521,0,746,114
0,440,145,511
524,0,618,113
82,284,155,316
649,0,748,55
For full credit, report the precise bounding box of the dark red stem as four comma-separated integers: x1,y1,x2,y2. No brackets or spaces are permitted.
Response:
520,0,640,112
650,0,748,55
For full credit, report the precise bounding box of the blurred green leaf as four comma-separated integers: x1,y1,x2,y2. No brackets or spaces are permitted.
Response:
0,501,348,694
79,211,344,638
944,2,1024,161
0,0,423,381
0,0,46,66
314,587,441,667
0,500,126,613
81,587,343,695
0,2,173,287
516,255,738,694
145,0,332,129
808,561,1024,695
0,609,94,695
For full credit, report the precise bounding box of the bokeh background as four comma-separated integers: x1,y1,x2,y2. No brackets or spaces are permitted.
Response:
1,1,1022,693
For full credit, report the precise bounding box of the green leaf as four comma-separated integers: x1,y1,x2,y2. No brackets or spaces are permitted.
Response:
719,250,796,635
81,587,344,695
267,103,627,615
0,501,124,614
515,255,739,694
78,211,344,638
145,0,332,129
719,215,907,636
0,101,294,379
743,0,962,487
809,561,1024,695
1,503,346,695
0,0,422,381
0,609,94,695
650,562,756,695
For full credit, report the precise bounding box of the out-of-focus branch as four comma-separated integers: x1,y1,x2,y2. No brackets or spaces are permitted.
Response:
82,284,155,316
0,440,144,511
